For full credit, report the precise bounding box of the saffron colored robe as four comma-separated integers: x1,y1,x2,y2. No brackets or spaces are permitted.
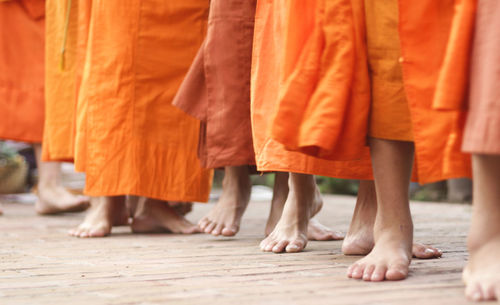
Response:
42,0,79,161
251,0,373,180
0,0,45,143
173,0,256,169
257,0,472,184
74,0,212,202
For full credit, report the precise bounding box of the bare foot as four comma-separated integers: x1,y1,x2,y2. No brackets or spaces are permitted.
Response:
260,173,319,253
347,139,414,281
169,201,193,216
464,238,500,301
32,144,89,215
69,196,128,238
198,166,251,236
308,219,344,241
36,184,89,215
131,197,199,234
265,172,343,241
463,154,500,301
342,180,442,259
347,229,412,281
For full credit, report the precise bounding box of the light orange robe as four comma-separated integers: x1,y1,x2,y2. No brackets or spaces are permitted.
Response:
256,0,472,184
42,0,79,161
251,0,373,180
0,0,45,143
74,0,212,202
434,0,499,154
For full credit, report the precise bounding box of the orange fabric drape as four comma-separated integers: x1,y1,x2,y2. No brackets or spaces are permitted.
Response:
433,0,477,111
257,0,472,184
251,0,373,180
173,0,257,169
73,0,212,202
0,0,45,143
42,0,78,161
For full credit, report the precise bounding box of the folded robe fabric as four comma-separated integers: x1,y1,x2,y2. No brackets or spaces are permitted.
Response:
251,0,373,180
73,0,212,202
259,0,472,184
42,0,79,161
173,0,257,169
0,0,45,143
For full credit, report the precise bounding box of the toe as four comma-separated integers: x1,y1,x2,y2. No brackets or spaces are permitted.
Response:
265,240,279,252
212,224,224,236
347,263,358,278
466,282,483,302
204,221,216,234
363,265,376,282
221,225,238,237
351,264,366,280
286,239,306,253
482,283,495,301
198,217,210,230
412,243,442,259
371,265,388,282
386,263,409,281
273,240,289,253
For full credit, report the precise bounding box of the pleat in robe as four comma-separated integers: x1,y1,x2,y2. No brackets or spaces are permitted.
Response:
74,0,212,202
0,0,45,143
259,0,472,184
251,0,373,180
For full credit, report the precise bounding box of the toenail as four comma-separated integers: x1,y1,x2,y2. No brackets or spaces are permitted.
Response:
472,292,482,301
425,249,435,254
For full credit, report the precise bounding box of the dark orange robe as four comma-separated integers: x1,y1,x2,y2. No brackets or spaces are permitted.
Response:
462,0,500,154
73,0,212,202
173,0,256,169
255,0,472,184
0,0,45,143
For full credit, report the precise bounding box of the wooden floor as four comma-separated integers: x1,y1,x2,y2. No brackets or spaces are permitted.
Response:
0,194,482,305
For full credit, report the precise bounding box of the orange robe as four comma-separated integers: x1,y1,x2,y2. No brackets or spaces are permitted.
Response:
42,0,79,161
74,0,212,202
251,0,373,180
434,0,499,154
257,0,472,184
462,0,500,154
0,0,45,143
173,0,257,169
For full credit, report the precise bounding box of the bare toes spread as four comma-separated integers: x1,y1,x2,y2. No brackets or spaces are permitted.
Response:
198,166,251,236
347,235,411,282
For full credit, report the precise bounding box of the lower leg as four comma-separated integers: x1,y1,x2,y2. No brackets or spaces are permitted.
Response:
260,173,317,253
348,138,414,281
33,144,89,214
198,165,251,236
343,180,441,258
464,154,500,301
69,196,128,238
266,172,343,241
